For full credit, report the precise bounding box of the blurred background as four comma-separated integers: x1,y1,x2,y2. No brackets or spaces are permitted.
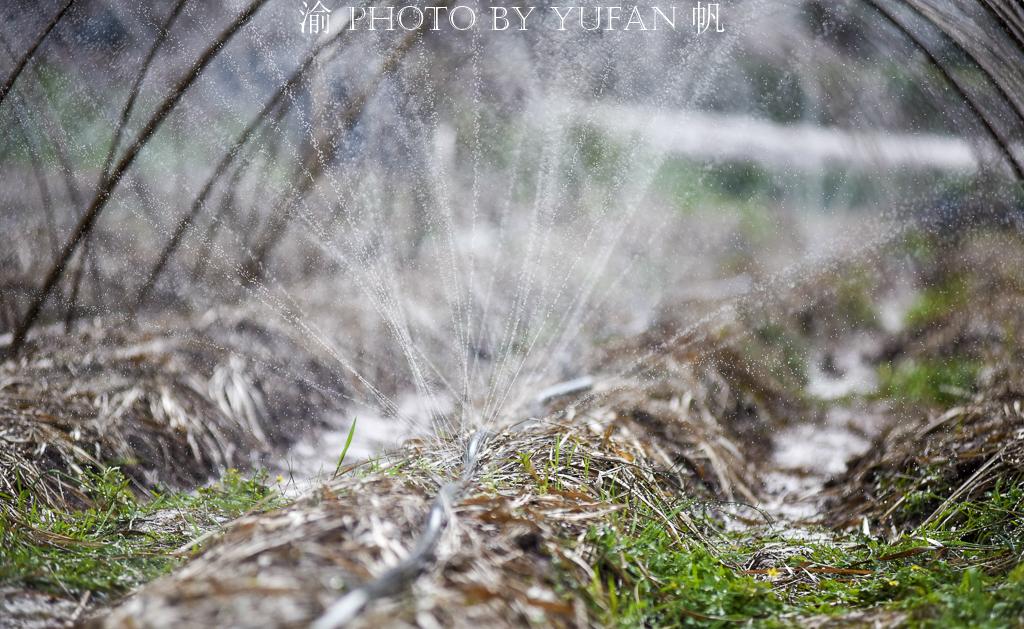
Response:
1,0,1022,437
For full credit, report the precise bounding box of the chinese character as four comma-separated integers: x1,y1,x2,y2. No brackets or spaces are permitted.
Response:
300,1,331,34
692,2,723,34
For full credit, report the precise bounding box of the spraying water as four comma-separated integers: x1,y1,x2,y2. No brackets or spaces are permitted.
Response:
1,0,1022,623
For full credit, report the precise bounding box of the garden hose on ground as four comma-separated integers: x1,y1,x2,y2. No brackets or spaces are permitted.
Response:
312,429,491,628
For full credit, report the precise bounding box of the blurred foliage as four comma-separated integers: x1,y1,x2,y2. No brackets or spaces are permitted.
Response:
834,269,880,329
743,60,806,124
904,277,967,331
751,322,810,387
876,357,979,406
653,157,780,209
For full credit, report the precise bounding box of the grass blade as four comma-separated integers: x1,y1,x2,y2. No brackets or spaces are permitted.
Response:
334,418,358,477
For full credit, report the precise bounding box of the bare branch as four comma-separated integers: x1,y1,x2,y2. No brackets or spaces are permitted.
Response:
5,0,271,356
243,27,428,282
101,0,190,180
0,0,75,109
131,17,365,308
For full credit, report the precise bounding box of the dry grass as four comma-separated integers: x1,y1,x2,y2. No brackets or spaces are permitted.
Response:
96,340,773,628
825,230,1024,535
825,364,1024,533
0,309,342,511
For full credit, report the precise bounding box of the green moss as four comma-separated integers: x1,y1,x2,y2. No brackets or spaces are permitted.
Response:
0,468,280,598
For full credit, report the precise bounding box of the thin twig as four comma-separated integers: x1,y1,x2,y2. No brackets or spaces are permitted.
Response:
63,236,90,332
0,0,75,109
100,0,190,181
243,26,426,282
132,11,367,308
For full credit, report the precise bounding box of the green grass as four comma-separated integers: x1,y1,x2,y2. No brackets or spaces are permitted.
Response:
876,357,980,406
0,467,280,598
584,521,781,627
562,476,1024,627
334,417,358,477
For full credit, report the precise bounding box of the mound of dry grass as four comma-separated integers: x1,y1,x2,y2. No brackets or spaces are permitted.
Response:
825,230,1024,535
825,367,1024,534
0,310,344,510
96,339,775,628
